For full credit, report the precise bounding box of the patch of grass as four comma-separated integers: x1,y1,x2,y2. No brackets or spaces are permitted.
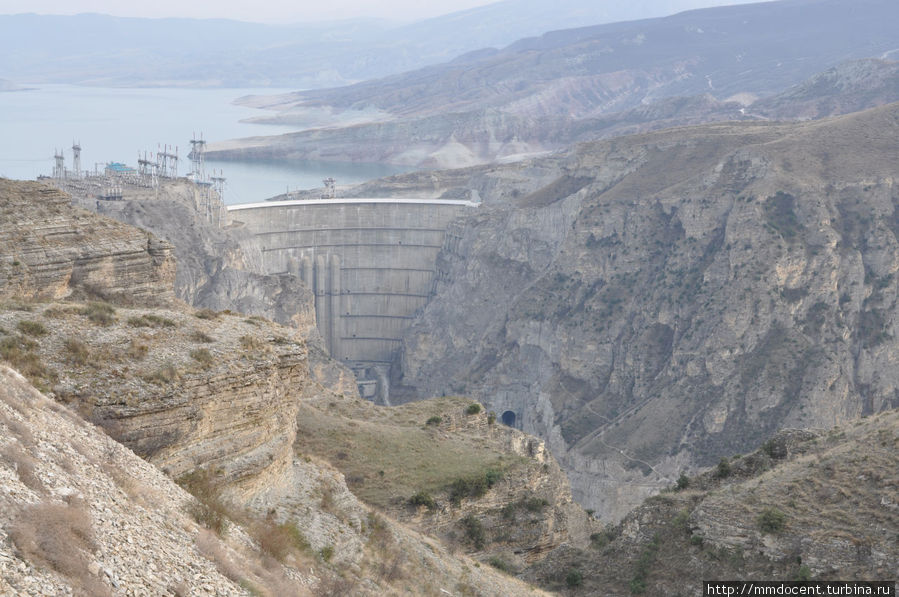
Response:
319,545,334,562
80,302,116,325
629,533,660,594
177,468,229,535
17,320,47,337
239,335,265,351
426,415,442,426
9,500,109,596
566,569,584,588
0,334,57,390
143,363,180,385
190,330,215,343
127,338,149,360
250,519,311,562
448,469,503,505
63,338,91,366
465,403,482,415
590,528,617,549
293,397,525,510
190,348,214,369
128,314,176,328
194,308,220,320
1,444,45,492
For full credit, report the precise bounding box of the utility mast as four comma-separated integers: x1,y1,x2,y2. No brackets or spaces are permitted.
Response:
71,141,81,179
53,149,65,179
189,133,206,182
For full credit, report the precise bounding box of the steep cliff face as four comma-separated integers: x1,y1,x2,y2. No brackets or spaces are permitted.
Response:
0,179,175,306
384,103,899,521
64,180,316,333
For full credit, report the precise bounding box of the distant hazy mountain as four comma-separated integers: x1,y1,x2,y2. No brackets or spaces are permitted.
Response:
0,1,752,88
206,0,899,168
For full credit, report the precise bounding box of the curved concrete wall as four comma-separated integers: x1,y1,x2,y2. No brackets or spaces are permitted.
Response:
228,198,478,375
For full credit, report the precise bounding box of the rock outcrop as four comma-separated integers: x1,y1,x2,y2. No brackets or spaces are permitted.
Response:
0,179,175,306
65,180,316,333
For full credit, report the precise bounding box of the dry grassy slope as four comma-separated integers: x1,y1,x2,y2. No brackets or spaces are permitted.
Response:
371,102,899,521
523,410,899,595
294,393,597,570
0,365,552,597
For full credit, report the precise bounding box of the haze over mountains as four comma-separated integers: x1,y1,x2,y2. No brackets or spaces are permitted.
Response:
206,0,899,167
0,0,752,89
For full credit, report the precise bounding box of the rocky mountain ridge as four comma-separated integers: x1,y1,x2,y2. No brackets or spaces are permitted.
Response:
328,102,899,523
524,412,899,593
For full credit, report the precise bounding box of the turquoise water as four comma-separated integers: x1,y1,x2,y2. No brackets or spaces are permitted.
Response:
0,85,408,205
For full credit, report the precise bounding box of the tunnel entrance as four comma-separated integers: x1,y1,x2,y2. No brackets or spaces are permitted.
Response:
501,410,516,427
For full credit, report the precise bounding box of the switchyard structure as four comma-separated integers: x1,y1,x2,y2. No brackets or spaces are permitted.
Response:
43,136,227,224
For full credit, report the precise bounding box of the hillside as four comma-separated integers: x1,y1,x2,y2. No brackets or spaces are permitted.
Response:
322,102,899,523
208,0,899,167
0,177,570,595
524,411,899,594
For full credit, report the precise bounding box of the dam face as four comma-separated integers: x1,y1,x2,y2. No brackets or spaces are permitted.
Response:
227,198,477,399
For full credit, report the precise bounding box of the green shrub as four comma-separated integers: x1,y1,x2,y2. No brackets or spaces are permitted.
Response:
484,469,502,487
522,497,549,512
675,473,690,490
81,302,116,325
459,515,485,550
714,457,732,479
425,415,442,426
16,320,47,337
409,491,437,510
487,556,513,574
487,411,496,425
319,545,334,562
757,508,786,534
590,528,616,549
465,403,481,415
565,569,583,588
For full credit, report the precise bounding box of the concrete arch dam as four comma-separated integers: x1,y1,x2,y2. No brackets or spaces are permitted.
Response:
227,197,478,397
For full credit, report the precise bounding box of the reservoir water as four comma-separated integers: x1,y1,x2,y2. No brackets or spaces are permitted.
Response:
0,85,408,205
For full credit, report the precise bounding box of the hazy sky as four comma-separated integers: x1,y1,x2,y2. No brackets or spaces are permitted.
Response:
0,0,501,23
0,0,760,24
